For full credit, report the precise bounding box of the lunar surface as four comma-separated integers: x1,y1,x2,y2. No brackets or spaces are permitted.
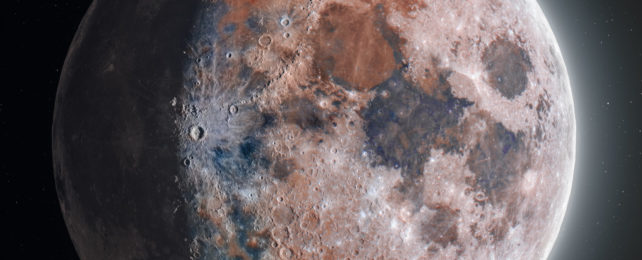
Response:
53,0,575,259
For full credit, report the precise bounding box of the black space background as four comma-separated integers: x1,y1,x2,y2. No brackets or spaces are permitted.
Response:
2,0,640,259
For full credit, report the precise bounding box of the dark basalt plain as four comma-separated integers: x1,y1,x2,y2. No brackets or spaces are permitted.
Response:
482,39,533,99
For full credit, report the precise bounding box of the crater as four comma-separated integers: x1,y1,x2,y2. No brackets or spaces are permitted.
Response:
189,125,206,141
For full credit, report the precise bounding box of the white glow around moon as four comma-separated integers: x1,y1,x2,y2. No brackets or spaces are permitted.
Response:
529,1,577,257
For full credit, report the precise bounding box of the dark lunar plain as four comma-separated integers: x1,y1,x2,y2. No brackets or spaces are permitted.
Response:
1,0,640,259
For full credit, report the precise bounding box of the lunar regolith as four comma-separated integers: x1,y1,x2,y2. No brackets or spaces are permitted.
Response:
52,0,575,259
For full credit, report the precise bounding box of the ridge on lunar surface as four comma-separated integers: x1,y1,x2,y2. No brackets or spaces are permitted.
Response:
53,0,575,259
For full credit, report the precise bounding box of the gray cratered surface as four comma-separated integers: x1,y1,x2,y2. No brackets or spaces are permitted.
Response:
53,1,199,259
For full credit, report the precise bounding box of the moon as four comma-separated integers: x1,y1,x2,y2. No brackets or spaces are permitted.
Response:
53,0,575,259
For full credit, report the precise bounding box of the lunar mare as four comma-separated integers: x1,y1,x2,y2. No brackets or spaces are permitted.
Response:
53,0,574,259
